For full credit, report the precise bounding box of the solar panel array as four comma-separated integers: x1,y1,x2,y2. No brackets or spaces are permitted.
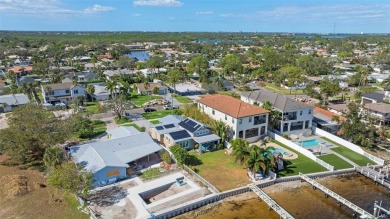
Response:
170,130,191,140
178,119,200,133
164,124,175,129
155,126,164,130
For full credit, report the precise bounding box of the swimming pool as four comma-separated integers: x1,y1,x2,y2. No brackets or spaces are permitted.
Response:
269,148,293,157
297,139,321,148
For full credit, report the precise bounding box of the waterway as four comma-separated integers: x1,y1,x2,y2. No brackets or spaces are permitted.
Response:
175,174,390,219
127,50,150,61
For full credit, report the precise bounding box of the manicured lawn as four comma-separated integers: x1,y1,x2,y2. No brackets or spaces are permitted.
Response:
318,154,353,170
79,119,107,139
272,140,328,177
263,82,304,95
130,92,161,107
141,110,175,120
114,117,131,124
173,94,192,103
150,120,160,124
188,150,250,191
322,137,376,166
140,168,165,180
84,102,101,114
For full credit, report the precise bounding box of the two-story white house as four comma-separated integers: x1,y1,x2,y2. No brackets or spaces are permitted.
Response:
197,94,269,143
41,82,86,105
241,90,313,135
361,103,390,126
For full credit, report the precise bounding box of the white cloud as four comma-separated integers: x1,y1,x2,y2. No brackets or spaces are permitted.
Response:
0,0,114,16
133,0,183,7
132,13,141,16
84,5,114,14
196,11,213,15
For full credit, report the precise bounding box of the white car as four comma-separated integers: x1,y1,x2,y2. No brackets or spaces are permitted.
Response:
164,105,178,110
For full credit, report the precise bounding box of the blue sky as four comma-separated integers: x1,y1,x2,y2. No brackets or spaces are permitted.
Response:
0,0,389,33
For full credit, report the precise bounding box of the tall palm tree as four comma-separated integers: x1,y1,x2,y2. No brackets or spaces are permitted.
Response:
105,80,118,99
231,138,250,165
212,120,229,148
143,79,150,99
247,147,267,178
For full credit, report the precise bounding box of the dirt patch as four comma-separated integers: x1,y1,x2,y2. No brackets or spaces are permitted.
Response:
0,165,88,219
0,175,30,198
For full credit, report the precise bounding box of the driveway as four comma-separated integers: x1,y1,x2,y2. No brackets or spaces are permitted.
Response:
164,93,181,107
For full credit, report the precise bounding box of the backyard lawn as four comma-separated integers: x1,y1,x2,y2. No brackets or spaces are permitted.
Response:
318,154,353,170
142,110,176,120
322,137,376,166
173,94,192,104
272,140,327,177
150,120,160,124
188,150,250,191
122,123,145,132
263,82,304,95
130,92,161,107
140,168,165,180
84,102,101,114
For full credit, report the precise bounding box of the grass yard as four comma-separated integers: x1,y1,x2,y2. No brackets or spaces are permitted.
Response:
188,150,250,191
142,110,176,120
263,82,304,95
130,92,161,107
271,140,327,177
92,120,107,136
322,137,376,166
173,94,192,103
114,117,131,124
84,102,101,114
0,164,88,219
122,123,145,132
318,154,353,170
150,120,160,124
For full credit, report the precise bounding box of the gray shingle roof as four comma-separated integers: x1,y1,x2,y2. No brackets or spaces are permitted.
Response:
42,82,73,91
0,94,30,105
362,92,384,102
107,126,140,139
241,90,312,111
70,133,162,173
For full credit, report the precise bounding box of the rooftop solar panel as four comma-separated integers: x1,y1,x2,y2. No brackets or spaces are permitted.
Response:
155,126,164,130
170,130,191,140
164,124,175,129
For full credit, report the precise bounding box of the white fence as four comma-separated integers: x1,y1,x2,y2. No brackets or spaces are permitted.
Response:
313,127,385,165
268,131,334,171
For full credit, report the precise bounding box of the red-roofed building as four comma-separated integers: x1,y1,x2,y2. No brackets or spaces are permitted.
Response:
8,66,33,76
197,94,269,143
0,80,5,88
98,54,113,60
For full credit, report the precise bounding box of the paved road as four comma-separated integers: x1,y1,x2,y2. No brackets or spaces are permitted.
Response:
164,93,181,107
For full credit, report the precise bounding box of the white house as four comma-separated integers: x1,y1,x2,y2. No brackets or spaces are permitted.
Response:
241,90,313,135
197,94,269,143
41,82,86,105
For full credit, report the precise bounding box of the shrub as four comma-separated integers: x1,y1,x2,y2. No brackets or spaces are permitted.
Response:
161,151,172,164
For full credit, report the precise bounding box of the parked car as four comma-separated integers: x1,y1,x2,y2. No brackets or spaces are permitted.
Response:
164,105,178,110
144,107,156,112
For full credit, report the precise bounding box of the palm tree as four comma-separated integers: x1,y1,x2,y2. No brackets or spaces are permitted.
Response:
231,138,250,165
105,80,118,99
247,147,267,178
212,120,229,148
261,101,281,131
43,146,64,169
143,79,150,99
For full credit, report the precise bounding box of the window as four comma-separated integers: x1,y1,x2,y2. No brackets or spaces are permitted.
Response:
300,111,302,115
232,118,235,124
225,115,227,120
65,90,70,94
308,109,312,114
249,117,252,123
239,119,242,124
260,126,266,135
254,115,266,125
212,110,215,115
239,131,244,138
245,128,259,138
74,89,79,94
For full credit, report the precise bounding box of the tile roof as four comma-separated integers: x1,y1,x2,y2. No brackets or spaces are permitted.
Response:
197,94,269,118
241,90,312,111
314,107,346,121
9,66,33,73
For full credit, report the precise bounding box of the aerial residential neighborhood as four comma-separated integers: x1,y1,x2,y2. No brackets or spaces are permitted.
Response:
0,1,390,218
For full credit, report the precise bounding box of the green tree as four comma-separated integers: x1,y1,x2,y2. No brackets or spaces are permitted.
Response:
43,146,64,170
212,120,229,148
106,94,131,119
262,101,282,131
0,104,73,165
75,117,94,139
319,78,342,104
247,147,266,177
188,56,209,82
230,138,250,165
85,84,95,95
161,150,172,164
47,162,94,199
170,144,189,166
220,53,242,83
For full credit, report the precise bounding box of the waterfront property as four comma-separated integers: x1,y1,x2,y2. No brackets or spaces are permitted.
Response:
150,115,221,150
241,90,313,135
197,94,269,143
0,93,30,113
70,127,163,187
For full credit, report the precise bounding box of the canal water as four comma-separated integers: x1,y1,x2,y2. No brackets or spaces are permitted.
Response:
127,50,150,61
175,174,390,219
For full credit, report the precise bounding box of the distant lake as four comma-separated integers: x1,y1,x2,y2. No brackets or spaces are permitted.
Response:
127,50,150,61
296,34,348,39
196,39,253,44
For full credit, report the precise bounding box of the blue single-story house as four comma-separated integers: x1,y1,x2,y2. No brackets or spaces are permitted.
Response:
70,127,163,187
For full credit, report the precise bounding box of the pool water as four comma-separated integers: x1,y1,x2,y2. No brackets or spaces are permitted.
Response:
298,139,321,148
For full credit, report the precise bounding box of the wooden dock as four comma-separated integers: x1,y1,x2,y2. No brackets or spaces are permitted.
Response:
248,184,295,219
299,173,374,219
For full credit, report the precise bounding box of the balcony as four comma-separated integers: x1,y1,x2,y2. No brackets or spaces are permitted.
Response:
254,118,266,125
282,115,297,121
